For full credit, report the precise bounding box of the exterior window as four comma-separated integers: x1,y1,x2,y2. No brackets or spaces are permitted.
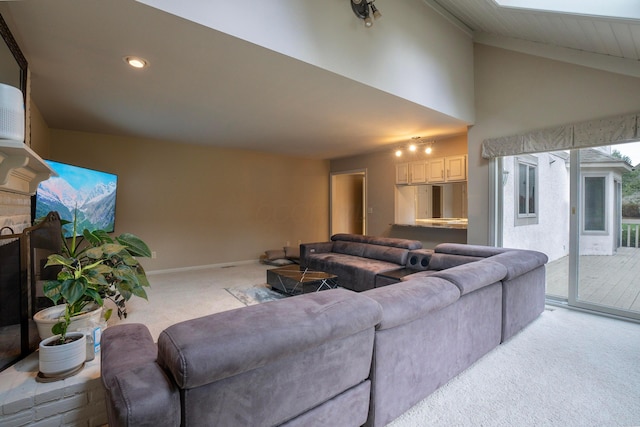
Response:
515,156,538,226
583,176,606,232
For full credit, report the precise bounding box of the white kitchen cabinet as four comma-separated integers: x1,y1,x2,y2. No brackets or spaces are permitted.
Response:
409,161,427,184
427,158,446,182
396,163,409,184
397,161,428,184
427,155,467,183
445,155,467,181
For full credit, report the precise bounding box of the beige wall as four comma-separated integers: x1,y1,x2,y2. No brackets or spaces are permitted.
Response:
29,101,50,159
467,44,640,245
330,134,468,248
49,130,330,271
147,0,475,123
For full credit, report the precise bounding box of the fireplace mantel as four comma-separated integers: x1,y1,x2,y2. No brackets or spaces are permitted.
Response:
0,140,55,195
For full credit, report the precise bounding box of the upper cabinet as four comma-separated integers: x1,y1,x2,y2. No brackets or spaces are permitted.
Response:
429,155,467,183
444,155,467,182
396,162,409,184
427,158,446,182
409,161,427,184
397,155,467,184
395,161,428,184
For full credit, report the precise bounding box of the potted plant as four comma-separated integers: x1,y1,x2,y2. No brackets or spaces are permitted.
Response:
35,211,152,375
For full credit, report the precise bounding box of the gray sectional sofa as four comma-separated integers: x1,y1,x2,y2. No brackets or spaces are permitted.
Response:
101,240,548,427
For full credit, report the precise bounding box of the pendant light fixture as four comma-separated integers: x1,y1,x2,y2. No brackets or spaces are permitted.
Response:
350,0,382,28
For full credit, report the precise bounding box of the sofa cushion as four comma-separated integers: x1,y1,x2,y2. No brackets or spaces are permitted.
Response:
363,245,409,265
434,243,510,257
305,253,402,291
429,259,508,296
363,277,460,331
331,233,422,250
265,249,286,260
427,253,485,270
332,241,368,257
366,236,422,250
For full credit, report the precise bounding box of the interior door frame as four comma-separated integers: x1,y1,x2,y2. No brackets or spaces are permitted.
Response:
330,169,367,238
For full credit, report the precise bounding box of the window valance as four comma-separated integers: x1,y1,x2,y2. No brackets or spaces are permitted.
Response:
481,113,640,159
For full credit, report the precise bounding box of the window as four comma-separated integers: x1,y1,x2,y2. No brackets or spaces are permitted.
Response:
583,175,606,232
514,156,538,226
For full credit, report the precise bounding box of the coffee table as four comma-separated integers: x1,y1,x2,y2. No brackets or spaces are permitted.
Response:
266,265,338,295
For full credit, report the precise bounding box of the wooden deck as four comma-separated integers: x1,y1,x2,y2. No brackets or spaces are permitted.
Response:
546,247,640,312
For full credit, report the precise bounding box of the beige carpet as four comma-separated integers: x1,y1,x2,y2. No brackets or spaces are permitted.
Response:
387,306,640,427
119,262,640,426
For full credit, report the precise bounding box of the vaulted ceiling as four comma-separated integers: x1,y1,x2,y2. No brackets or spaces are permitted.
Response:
433,0,640,61
1,0,638,159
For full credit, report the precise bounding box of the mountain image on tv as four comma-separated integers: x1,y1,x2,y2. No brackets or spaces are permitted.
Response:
35,161,118,237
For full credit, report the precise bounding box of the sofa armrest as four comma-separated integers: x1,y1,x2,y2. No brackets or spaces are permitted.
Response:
490,250,548,280
299,241,334,267
107,363,181,427
429,259,508,296
101,324,180,427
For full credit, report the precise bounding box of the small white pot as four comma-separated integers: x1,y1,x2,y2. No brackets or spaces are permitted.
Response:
34,303,103,340
39,332,86,376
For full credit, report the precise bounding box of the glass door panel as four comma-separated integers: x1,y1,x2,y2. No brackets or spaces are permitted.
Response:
498,152,570,300
573,144,640,320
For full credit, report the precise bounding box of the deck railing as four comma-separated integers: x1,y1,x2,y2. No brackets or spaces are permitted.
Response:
622,218,640,248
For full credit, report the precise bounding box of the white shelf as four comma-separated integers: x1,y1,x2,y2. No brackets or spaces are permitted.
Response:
0,140,56,195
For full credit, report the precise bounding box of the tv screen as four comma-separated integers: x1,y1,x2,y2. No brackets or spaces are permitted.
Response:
34,160,118,237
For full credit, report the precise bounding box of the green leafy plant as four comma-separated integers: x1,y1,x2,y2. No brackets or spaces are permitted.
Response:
42,211,152,342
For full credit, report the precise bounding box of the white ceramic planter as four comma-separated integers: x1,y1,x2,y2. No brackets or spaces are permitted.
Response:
33,303,103,339
39,332,86,376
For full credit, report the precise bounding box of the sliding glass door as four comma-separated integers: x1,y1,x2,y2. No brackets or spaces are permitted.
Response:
496,142,640,321
571,148,640,319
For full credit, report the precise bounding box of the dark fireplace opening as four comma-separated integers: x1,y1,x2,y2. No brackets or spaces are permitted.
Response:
0,212,60,372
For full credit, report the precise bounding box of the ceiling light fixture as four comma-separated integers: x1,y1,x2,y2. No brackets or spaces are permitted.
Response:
394,137,435,158
350,0,382,28
123,56,149,69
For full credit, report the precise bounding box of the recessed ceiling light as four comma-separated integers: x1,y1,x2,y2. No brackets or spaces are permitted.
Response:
123,56,149,69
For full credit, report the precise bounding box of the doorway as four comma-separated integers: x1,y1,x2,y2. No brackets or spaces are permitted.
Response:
330,170,366,236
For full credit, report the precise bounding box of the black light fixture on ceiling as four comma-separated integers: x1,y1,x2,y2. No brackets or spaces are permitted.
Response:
351,0,382,28
394,137,436,158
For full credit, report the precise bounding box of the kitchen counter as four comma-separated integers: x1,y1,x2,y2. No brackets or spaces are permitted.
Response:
394,218,468,230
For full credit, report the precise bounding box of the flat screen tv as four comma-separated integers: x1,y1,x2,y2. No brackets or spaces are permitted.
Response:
34,160,118,237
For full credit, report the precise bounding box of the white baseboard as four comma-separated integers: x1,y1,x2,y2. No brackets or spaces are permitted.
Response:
146,259,261,275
